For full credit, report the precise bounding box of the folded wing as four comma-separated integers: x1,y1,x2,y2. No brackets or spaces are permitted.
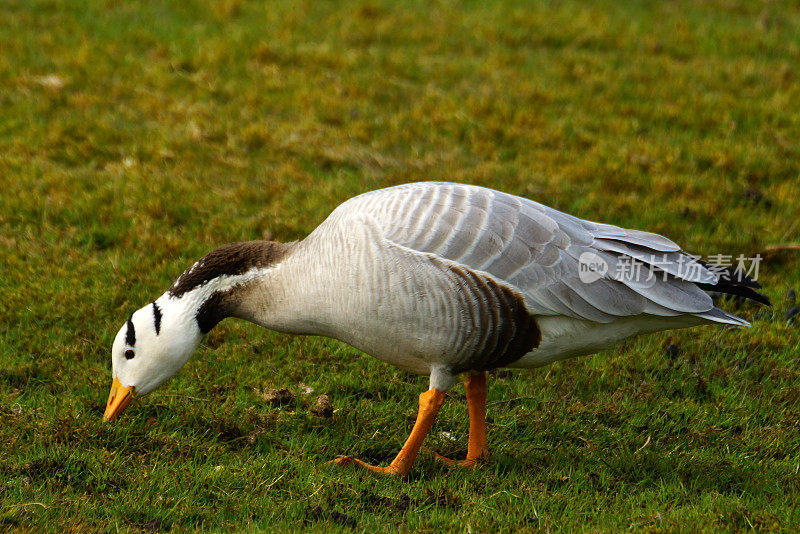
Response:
337,182,760,326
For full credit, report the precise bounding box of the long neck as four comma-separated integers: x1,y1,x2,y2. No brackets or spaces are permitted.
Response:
221,239,337,336
166,240,297,335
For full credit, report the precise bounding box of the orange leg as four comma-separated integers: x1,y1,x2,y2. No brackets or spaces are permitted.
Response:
332,388,446,476
435,372,489,467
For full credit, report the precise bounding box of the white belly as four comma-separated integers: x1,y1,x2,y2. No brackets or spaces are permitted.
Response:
510,314,704,368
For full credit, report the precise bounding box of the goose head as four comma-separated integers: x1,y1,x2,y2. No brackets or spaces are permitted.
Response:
103,296,203,421
102,240,295,422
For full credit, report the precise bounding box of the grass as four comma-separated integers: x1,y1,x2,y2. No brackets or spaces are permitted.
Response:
1,0,799,531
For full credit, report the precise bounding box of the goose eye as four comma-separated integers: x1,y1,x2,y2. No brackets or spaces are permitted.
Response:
124,349,135,360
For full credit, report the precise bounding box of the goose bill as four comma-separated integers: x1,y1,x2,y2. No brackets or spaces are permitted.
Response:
103,377,135,422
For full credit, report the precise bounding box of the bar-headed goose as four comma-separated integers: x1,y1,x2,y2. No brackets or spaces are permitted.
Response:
104,182,768,475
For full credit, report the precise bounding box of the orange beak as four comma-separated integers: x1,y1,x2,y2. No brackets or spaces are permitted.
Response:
103,377,136,422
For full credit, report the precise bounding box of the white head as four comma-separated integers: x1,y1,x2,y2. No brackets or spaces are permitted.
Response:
102,240,294,422
103,294,203,421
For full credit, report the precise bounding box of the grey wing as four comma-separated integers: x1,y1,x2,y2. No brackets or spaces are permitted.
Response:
339,182,743,325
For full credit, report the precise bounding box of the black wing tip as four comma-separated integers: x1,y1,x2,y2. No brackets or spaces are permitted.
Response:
697,260,761,288
695,260,770,306
699,284,771,307
740,290,771,307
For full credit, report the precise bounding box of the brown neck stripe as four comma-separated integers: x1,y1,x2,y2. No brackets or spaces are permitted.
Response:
169,240,293,298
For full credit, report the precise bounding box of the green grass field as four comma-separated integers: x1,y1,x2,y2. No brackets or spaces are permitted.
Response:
2,0,800,531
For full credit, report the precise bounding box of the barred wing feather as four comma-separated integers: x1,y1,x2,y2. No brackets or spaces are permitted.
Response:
338,182,745,326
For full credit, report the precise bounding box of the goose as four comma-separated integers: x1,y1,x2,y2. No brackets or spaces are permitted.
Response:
103,181,768,475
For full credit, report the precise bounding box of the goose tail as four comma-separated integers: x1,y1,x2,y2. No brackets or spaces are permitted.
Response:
694,263,770,327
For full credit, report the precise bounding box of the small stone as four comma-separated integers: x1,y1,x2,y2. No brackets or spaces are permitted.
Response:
664,344,680,359
786,289,796,304
310,395,334,418
261,388,295,406
785,306,799,323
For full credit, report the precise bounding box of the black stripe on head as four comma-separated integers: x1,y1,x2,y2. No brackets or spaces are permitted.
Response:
125,315,136,347
152,302,162,335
